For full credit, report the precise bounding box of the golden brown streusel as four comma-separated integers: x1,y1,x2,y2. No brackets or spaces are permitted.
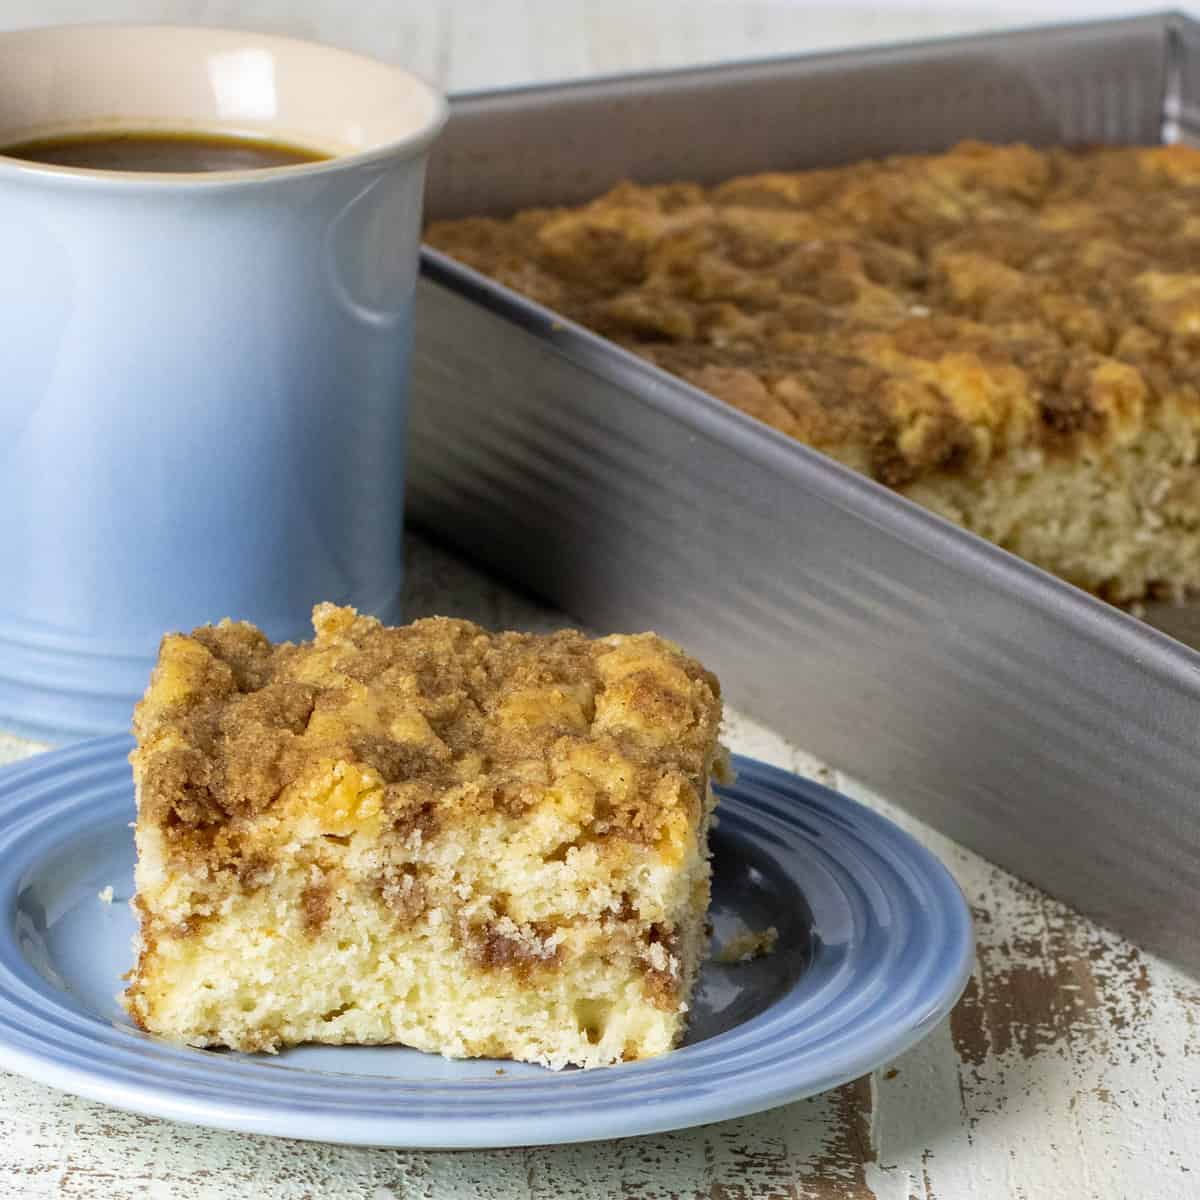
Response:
427,142,1200,603
133,604,720,858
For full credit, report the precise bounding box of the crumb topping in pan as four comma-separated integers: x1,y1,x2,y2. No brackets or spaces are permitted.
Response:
426,142,1200,488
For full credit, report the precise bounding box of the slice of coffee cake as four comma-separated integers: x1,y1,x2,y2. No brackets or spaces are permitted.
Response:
124,604,727,1068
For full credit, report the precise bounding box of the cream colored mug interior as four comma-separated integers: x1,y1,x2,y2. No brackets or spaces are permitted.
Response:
0,24,445,174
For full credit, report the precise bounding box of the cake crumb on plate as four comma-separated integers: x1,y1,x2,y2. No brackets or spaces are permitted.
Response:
715,925,778,964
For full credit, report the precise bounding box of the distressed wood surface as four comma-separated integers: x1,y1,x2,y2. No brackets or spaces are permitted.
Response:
2,534,1197,1199
2,4,1198,1195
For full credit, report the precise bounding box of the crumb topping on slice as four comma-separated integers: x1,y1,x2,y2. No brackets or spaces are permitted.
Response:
132,605,723,867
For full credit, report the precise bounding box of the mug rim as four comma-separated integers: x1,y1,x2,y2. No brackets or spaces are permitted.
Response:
0,23,448,188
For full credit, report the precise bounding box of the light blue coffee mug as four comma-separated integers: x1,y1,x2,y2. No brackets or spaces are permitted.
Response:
0,25,447,741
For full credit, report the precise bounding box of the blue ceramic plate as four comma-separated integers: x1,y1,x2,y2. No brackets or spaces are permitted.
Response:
0,736,972,1148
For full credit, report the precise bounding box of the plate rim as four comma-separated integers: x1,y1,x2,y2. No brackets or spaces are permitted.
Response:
0,735,974,1148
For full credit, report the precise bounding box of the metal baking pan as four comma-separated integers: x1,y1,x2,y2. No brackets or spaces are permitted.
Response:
407,12,1200,974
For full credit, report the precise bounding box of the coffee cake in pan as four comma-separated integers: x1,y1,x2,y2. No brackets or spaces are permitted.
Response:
125,605,726,1068
427,141,1200,604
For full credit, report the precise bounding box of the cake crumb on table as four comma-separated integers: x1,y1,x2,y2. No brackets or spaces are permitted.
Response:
97,886,114,905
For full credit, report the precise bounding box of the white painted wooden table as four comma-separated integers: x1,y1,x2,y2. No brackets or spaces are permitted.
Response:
2,4,1199,1197
3,534,1198,1199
